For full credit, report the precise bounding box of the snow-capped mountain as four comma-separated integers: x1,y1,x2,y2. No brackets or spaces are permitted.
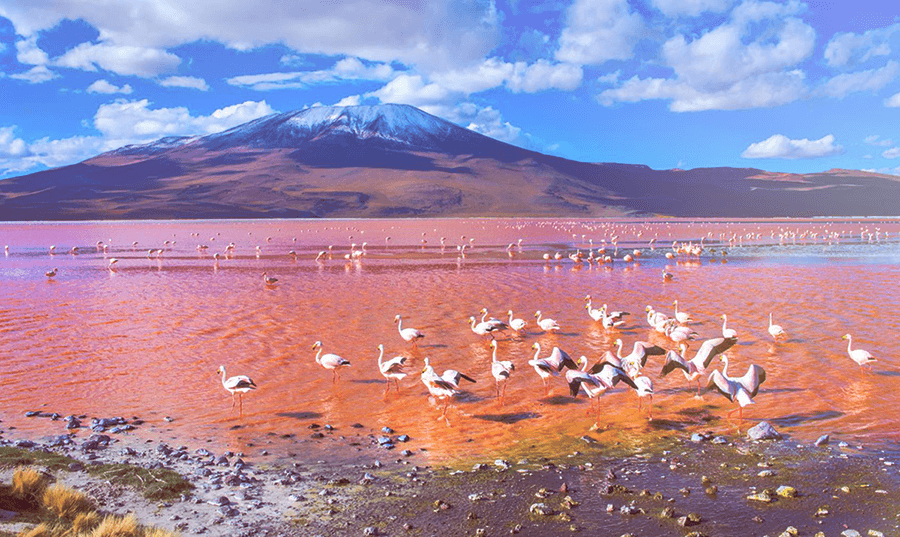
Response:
1,103,899,220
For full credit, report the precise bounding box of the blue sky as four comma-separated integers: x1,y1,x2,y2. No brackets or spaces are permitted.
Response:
1,0,899,179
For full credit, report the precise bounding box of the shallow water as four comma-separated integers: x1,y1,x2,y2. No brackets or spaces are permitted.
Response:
1,218,899,463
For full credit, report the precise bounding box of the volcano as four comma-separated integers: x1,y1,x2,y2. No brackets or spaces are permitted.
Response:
1,104,899,220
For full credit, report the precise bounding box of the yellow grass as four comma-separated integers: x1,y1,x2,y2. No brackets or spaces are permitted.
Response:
18,522,54,537
141,528,180,537
87,514,141,537
71,511,101,534
41,483,94,521
11,468,49,500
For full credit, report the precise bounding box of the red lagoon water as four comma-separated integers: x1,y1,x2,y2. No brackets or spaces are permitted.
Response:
1,218,899,463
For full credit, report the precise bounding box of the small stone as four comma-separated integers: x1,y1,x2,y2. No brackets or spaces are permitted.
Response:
711,436,727,444
660,506,675,518
867,531,885,537
776,486,797,498
815,505,831,517
363,526,378,536
701,475,712,485
815,434,830,446
556,512,572,522
690,433,708,442
619,504,639,515
838,441,849,448
781,527,799,537
841,531,862,537
381,427,394,434
705,486,718,495
747,491,774,503
397,434,410,442
474,529,486,537
530,503,553,516
433,500,451,511
840,485,851,493
68,462,84,471
747,421,782,441
758,470,777,477
580,435,596,444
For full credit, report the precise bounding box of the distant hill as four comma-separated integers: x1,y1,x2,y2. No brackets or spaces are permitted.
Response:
1,103,898,220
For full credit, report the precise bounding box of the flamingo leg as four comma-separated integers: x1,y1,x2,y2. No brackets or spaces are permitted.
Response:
239,394,244,417
646,395,653,421
231,392,236,412
501,381,507,405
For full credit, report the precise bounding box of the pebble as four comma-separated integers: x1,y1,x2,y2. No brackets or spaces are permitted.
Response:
711,436,727,444
814,434,830,446
362,526,378,536
757,470,777,477
747,491,774,503
841,531,862,537
776,485,797,498
530,503,553,516
690,433,708,442
747,421,782,441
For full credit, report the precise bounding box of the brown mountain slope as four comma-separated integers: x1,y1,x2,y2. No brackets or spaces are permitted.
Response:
0,104,898,219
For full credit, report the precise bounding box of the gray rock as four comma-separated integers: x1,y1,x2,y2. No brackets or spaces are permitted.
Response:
841,531,862,537
690,433,708,442
815,434,830,446
397,434,410,442
14,440,35,448
381,427,394,434
530,503,552,516
363,527,378,536
712,436,728,444
747,421,782,441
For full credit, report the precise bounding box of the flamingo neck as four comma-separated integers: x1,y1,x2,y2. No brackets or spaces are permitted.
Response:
616,341,623,359
533,344,541,361
377,347,384,367
315,347,323,364
846,336,853,354
491,344,498,363
722,357,730,378
536,312,542,323
481,311,488,323
396,318,403,333
470,318,478,330
220,368,227,385
722,316,728,332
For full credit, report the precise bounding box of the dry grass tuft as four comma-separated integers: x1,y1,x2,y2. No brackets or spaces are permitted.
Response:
141,528,181,537
18,522,55,537
41,483,94,521
71,510,102,534
87,514,141,537
12,468,49,500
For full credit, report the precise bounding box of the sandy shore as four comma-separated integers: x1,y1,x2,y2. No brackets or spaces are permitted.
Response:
1,410,899,537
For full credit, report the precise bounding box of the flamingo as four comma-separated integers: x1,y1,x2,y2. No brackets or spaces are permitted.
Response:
768,313,786,340
216,366,257,417
534,311,561,332
662,269,674,282
469,316,500,339
584,295,604,322
507,310,527,332
720,314,738,338
841,334,876,370
421,357,475,424
312,341,351,383
566,358,637,424
480,308,509,332
672,300,692,324
45,268,58,278
528,343,578,394
376,344,407,393
705,355,766,422
262,272,278,285
395,315,425,347
660,336,737,395
489,340,515,404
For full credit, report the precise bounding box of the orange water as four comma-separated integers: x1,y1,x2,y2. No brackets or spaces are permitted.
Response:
1,218,899,462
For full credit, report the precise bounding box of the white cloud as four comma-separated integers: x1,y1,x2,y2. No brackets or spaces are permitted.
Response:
334,95,362,107
0,126,29,158
818,61,899,98
227,57,395,90
824,23,899,68
598,0,815,111
54,42,180,77
883,147,900,159
0,100,276,176
649,0,732,17
741,134,844,159
0,0,500,71
15,36,48,65
86,79,133,94
366,74,452,107
862,167,900,176
459,104,522,143
10,65,59,83
883,91,900,107
555,0,645,65
864,135,893,147
158,76,209,91
430,57,582,94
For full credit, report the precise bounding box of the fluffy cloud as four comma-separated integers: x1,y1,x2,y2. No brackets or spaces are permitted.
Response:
649,0,732,17
10,65,59,84
15,36,48,65
430,58,582,94
0,100,276,176
824,23,899,68
599,0,814,111
367,74,453,108
882,147,900,159
818,61,899,98
93,99,275,144
86,79,133,94
865,135,893,147
883,91,900,107
457,103,522,143
334,95,362,107
54,43,180,77
555,0,645,65
227,58,395,91
741,134,844,159
158,76,209,91
0,126,29,158
0,0,500,71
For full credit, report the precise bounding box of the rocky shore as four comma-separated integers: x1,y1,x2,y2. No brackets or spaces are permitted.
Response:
1,411,898,537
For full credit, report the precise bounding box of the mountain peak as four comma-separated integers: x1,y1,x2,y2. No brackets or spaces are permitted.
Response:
197,103,490,153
